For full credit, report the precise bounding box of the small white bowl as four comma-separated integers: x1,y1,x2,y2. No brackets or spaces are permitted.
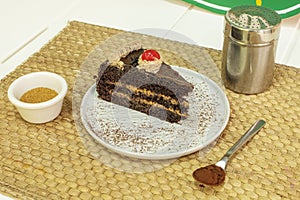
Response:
7,71,68,124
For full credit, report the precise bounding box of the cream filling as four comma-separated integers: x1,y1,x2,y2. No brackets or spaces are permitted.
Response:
137,57,162,73
111,92,188,117
105,81,189,107
110,61,125,70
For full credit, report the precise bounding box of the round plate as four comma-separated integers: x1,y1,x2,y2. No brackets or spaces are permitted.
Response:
80,66,230,160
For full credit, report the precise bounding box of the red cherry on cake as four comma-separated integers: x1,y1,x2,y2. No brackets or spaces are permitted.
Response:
141,49,161,61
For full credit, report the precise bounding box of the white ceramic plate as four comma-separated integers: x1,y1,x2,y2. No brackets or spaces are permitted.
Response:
80,66,230,160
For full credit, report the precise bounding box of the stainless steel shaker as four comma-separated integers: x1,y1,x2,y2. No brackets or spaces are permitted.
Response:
221,5,281,94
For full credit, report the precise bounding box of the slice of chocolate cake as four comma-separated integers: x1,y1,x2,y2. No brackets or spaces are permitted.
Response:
96,45,194,123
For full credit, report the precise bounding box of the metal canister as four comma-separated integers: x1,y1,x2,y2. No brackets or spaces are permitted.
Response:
221,5,281,94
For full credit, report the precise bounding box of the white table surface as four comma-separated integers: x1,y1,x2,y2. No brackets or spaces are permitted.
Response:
0,0,299,199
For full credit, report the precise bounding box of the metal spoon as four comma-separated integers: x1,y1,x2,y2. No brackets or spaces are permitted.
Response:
193,119,266,186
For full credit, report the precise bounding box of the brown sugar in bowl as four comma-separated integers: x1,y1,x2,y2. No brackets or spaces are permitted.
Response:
7,72,68,123
20,87,58,103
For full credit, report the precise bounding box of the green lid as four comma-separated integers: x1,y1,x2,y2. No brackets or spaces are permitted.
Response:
226,5,281,30
183,0,299,19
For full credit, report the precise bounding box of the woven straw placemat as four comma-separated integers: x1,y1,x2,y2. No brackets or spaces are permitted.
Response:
0,21,299,200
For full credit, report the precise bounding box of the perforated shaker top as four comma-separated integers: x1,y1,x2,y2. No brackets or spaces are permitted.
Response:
226,5,281,30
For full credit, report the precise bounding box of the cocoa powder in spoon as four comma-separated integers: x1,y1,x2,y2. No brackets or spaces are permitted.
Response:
192,164,225,186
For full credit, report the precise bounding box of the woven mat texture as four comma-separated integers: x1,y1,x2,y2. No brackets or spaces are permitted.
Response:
0,21,299,200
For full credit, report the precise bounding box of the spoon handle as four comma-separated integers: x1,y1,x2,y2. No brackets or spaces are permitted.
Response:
218,120,266,168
